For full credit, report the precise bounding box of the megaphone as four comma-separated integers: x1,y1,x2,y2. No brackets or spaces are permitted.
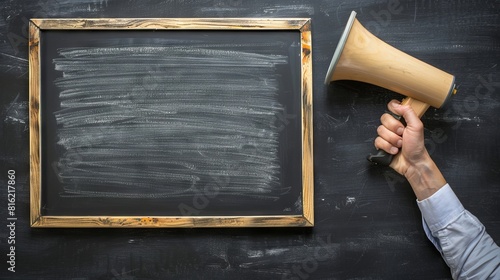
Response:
325,11,457,165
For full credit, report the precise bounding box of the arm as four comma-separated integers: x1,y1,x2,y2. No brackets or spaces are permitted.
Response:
375,100,500,279
417,184,500,279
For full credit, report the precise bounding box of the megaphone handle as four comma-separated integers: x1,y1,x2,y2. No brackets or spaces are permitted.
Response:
367,97,430,165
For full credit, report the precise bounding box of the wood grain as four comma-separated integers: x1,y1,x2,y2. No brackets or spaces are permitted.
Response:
300,20,314,226
32,215,312,228
28,20,41,226
30,18,310,30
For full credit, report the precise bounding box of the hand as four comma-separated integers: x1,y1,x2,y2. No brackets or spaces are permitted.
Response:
374,99,427,176
375,99,446,200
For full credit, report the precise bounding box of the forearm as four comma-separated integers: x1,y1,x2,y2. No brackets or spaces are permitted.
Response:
403,152,447,201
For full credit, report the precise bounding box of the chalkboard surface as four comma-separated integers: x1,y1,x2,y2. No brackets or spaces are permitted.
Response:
29,19,314,227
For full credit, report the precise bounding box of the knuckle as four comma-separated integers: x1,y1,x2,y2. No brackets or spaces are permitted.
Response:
377,125,385,135
380,113,387,123
414,122,424,131
381,113,391,124
374,137,385,149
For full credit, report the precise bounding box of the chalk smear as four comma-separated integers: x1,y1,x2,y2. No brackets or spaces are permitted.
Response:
52,44,288,200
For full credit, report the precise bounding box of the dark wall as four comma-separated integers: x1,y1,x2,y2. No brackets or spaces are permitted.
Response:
0,0,498,279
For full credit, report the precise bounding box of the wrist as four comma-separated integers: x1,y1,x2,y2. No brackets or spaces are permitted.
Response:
404,153,446,200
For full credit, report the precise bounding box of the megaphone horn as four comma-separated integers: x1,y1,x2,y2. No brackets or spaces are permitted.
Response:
325,11,457,165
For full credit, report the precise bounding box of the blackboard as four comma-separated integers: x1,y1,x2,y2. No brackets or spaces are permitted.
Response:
29,18,313,227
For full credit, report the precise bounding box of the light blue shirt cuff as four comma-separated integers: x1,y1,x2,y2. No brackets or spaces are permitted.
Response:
416,183,465,234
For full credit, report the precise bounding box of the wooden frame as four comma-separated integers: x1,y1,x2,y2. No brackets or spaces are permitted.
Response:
29,18,313,228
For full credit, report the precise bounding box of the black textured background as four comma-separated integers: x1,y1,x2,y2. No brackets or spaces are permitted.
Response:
0,0,498,279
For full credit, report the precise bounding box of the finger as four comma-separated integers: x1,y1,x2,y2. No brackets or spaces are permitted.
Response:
380,113,405,135
388,100,424,133
400,106,423,132
377,124,403,148
374,136,399,155
387,99,402,115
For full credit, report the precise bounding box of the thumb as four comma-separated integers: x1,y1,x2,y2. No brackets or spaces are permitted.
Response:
388,100,422,131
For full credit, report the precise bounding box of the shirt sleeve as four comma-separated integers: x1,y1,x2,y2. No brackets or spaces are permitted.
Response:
417,183,500,280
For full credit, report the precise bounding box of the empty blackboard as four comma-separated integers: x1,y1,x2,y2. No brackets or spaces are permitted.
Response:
29,18,313,227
